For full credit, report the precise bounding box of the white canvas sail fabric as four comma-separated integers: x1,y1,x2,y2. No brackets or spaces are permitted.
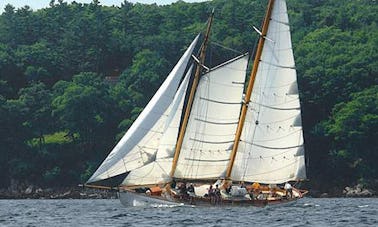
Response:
122,67,192,186
174,54,249,180
231,0,306,184
87,35,199,183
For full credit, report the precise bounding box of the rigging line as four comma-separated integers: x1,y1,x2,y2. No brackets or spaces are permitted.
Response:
232,81,245,85
248,96,300,107
245,113,299,125
192,113,240,122
249,101,300,110
271,17,290,26
241,141,304,150
210,41,243,54
260,60,295,69
185,130,237,137
253,81,297,89
195,117,239,125
189,148,231,152
208,52,249,72
184,158,230,162
241,148,299,159
245,129,303,143
199,97,241,105
189,138,234,144
155,160,170,177
202,80,245,88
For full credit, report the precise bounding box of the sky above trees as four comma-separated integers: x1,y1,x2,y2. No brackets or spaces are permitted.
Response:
0,0,208,13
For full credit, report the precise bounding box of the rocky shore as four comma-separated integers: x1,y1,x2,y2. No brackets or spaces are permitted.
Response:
0,185,117,199
305,184,376,198
342,184,375,197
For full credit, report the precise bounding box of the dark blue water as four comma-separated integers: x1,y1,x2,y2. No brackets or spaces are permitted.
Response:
0,198,377,226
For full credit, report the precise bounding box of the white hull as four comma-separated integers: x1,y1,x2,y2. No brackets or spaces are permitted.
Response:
119,191,183,207
118,189,304,207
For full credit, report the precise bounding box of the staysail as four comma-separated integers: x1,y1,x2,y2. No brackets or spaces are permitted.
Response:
174,54,249,180
230,0,306,184
122,66,192,186
87,35,199,184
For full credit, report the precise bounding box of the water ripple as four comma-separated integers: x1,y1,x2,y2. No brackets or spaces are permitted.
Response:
0,198,377,226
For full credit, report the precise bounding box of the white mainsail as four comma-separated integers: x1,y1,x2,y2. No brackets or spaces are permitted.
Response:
87,35,199,183
174,54,249,180
231,0,306,184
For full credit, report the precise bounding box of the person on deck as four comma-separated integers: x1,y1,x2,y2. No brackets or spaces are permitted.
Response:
214,184,221,204
170,180,177,190
187,184,195,195
179,182,188,199
187,183,195,204
208,185,215,203
251,182,261,199
284,182,293,198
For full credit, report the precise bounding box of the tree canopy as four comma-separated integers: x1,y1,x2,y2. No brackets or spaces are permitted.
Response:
0,0,376,191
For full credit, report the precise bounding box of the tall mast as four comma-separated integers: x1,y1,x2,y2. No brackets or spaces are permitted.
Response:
170,10,215,178
225,0,275,179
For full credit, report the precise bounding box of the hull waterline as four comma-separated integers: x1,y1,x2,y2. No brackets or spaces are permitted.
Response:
118,190,303,207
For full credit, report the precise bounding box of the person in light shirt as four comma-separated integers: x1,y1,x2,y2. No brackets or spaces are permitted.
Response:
284,182,293,198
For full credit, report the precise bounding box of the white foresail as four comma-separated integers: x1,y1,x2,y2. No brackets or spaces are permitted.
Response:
174,54,249,180
122,158,174,186
122,66,192,186
231,0,306,184
87,35,199,183
156,66,192,160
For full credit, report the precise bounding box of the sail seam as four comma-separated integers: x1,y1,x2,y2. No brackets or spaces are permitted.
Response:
194,118,239,125
189,138,234,144
184,158,230,162
260,60,295,69
249,102,300,110
199,97,242,105
271,17,290,26
240,141,303,150
243,129,302,143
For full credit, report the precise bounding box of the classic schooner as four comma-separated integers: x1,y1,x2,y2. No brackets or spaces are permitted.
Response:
85,0,308,207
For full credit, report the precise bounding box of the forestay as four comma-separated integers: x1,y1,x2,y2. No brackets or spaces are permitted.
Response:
87,35,199,183
174,54,249,180
231,0,306,184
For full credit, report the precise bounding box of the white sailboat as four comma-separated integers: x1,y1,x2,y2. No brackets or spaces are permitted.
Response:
85,0,308,207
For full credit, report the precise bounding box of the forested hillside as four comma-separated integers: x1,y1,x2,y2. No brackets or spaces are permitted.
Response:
0,0,376,193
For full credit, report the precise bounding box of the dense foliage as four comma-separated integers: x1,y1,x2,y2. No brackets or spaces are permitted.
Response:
0,0,376,191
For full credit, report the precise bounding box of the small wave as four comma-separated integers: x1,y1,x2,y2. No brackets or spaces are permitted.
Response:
303,203,320,207
150,204,184,208
358,205,369,208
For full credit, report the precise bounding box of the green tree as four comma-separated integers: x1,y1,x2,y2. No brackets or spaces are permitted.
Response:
17,82,53,147
52,72,117,148
321,86,378,184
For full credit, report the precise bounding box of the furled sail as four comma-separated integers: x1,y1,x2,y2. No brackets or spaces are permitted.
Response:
174,54,249,180
231,0,306,184
87,35,199,184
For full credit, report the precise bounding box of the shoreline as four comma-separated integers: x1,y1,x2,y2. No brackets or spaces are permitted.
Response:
0,187,117,200
0,186,375,200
